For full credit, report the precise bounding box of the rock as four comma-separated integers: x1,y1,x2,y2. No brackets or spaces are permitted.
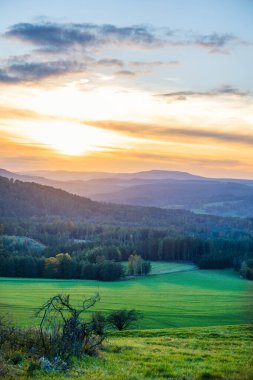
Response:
53,357,67,371
39,356,67,372
39,357,54,371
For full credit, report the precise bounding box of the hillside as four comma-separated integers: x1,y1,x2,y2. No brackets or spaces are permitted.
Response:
1,175,253,238
60,326,252,380
2,269,251,328
1,271,252,379
0,175,195,227
2,168,253,217
93,179,253,217
21,169,203,181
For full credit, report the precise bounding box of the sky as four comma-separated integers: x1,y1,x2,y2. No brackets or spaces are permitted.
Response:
0,0,253,178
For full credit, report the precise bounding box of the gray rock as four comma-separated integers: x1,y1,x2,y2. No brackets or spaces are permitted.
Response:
39,356,67,372
39,357,54,371
53,357,67,371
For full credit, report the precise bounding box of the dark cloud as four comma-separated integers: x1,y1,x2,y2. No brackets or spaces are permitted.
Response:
157,85,249,100
5,22,161,51
86,119,253,147
96,59,124,67
114,70,136,76
215,85,248,95
5,22,97,50
166,32,239,52
195,33,237,52
0,60,85,83
0,69,18,83
130,60,179,68
4,22,240,54
100,24,159,46
1,22,244,84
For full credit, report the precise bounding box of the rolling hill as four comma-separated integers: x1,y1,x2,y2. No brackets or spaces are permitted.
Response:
92,179,253,217
0,175,194,227
1,168,253,217
1,175,253,239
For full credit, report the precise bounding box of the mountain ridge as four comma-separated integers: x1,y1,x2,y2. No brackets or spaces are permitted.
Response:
1,168,253,217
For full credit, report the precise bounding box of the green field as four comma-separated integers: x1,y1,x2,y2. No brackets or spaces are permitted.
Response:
30,325,253,380
0,266,252,329
122,261,197,275
1,264,252,379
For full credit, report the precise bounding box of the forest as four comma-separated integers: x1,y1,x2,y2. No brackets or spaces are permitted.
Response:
0,176,253,281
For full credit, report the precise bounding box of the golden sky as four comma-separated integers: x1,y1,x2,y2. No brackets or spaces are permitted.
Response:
0,1,253,178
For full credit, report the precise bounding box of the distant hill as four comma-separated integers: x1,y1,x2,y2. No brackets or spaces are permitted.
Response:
1,175,252,237
92,179,253,217
21,169,203,181
117,170,203,180
2,168,253,217
0,168,64,187
0,175,192,227
21,169,116,181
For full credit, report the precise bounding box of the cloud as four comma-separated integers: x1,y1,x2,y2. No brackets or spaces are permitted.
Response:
0,69,18,83
4,22,240,54
100,24,160,46
86,119,253,147
127,151,242,167
5,22,97,50
96,59,124,67
0,133,55,157
0,22,166,83
0,21,246,85
5,22,162,51
96,147,246,171
129,60,180,69
194,33,237,53
0,105,41,119
215,85,249,96
0,105,78,124
0,131,249,173
0,60,86,84
166,31,239,53
157,85,250,101
114,70,136,77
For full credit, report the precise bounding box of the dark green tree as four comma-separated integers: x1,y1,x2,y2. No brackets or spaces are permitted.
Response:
107,309,142,331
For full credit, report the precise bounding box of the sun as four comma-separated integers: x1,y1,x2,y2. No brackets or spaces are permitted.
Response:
9,120,123,156
45,123,96,156
38,123,120,156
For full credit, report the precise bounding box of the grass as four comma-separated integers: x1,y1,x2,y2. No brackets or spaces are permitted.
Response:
28,325,253,379
1,264,252,379
122,261,197,275
0,266,252,328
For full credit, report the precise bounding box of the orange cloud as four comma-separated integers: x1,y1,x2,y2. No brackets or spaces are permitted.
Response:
85,119,253,147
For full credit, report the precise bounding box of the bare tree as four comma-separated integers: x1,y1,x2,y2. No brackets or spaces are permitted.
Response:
36,293,105,360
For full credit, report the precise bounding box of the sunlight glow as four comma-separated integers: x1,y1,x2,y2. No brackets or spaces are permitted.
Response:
2,119,126,156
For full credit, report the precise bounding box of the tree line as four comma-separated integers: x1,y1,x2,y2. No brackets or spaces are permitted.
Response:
1,214,253,280
0,243,153,281
1,233,253,280
0,249,125,281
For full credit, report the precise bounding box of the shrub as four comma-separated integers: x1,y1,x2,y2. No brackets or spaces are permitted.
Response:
0,293,107,376
107,309,142,331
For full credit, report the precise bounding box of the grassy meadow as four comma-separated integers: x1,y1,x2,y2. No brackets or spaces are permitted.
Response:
0,265,252,329
122,261,197,275
1,263,252,379
27,325,252,380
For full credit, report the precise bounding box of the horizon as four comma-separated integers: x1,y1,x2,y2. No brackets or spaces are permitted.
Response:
1,166,253,181
0,1,253,178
